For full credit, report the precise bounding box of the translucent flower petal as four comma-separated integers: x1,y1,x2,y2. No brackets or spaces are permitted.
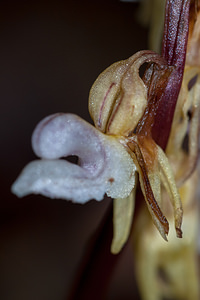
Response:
157,145,183,238
127,137,169,240
12,113,136,203
111,185,137,254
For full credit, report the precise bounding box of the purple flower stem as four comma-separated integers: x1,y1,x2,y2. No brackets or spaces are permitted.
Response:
152,0,191,149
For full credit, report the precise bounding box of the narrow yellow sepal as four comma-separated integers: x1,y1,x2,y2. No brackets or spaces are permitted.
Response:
111,184,137,254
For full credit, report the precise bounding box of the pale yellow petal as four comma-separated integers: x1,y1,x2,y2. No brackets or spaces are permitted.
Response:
157,145,183,237
111,185,137,254
126,137,169,240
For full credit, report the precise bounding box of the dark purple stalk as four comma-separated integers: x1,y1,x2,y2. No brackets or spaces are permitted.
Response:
137,0,191,150
152,0,191,149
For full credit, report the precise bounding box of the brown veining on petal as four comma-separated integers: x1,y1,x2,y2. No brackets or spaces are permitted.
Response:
137,135,158,171
98,82,116,129
106,93,124,133
127,139,169,238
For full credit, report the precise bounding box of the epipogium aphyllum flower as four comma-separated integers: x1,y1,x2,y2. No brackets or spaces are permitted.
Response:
11,0,199,298
11,53,183,244
11,0,189,250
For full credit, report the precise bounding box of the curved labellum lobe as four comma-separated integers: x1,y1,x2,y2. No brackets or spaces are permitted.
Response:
11,114,136,203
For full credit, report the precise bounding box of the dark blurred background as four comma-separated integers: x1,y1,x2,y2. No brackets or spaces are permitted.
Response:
0,1,148,299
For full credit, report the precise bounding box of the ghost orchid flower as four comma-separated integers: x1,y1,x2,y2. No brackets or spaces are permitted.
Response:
12,49,183,254
12,0,193,255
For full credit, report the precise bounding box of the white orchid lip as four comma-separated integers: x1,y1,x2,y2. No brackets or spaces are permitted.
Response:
31,113,106,176
11,113,136,203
